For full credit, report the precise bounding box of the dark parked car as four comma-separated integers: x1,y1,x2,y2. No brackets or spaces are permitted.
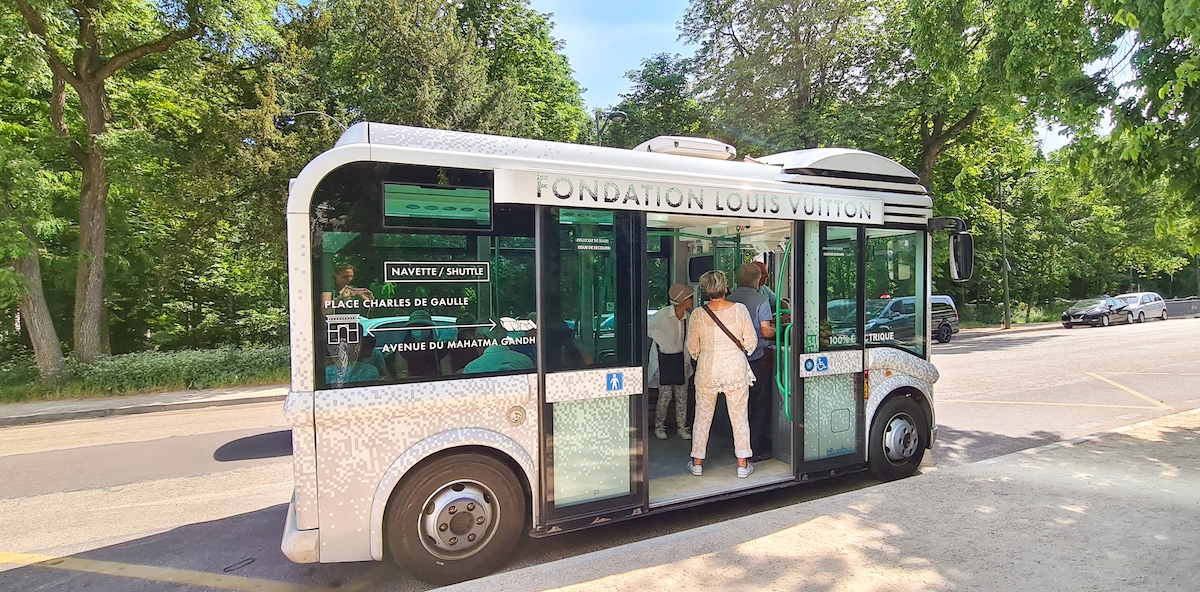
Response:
1061,297,1133,328
931,295,960,343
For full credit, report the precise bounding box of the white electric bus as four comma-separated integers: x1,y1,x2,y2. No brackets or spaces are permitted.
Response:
281,123,973,584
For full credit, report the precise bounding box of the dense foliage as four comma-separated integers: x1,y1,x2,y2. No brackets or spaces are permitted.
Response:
0,0,1197,387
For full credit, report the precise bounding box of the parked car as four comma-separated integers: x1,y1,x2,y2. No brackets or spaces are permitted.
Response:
1061,297,1133,328
931,295,960,343
1115,292,1167,323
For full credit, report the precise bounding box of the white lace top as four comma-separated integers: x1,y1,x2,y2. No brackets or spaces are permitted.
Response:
686,303,758,392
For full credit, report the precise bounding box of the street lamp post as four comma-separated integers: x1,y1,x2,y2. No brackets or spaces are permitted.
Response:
996,169,1035,330
284,111,348,131
999,173,1012,329
594,109,627,146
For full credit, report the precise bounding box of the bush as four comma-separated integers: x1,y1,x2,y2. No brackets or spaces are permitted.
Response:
0,346,290,403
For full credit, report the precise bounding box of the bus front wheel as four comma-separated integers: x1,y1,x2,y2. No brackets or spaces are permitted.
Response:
868,395,929,481
385,453,526,585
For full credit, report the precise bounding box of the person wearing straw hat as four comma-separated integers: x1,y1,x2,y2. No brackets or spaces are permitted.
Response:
647,283,695,440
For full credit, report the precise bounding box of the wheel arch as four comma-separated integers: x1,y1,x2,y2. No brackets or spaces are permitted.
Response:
369,428,536,561
867,379,935,459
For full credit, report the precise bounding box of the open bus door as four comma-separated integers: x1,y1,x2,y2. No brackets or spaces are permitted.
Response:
533,207,647,532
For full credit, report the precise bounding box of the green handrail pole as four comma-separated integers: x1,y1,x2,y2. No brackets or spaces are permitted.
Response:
774,239,794,421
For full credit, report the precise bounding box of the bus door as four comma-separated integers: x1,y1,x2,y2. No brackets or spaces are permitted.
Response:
534,207,646,529
795,222,866,472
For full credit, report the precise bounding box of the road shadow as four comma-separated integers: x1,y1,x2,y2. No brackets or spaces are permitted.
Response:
213,430,293,462
932,332,1063,356
0,504,400,592
929,426,1063,468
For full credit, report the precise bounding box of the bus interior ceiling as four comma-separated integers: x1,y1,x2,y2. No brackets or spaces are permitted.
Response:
644,213,795,507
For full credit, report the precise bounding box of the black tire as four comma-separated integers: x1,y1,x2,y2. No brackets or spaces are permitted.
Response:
1161,309,1168,321
1101,315,1110,327
1126,312,1134,325
868,395,929,481
936,323,953,343
385,453,526,585
1062,322,1072,329
1137,312,1145,324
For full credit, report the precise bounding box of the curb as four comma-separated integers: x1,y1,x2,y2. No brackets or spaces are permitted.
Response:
0,392,288,427
954,322,1062,339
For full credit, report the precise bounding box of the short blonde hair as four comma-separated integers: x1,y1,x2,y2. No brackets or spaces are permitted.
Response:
699,270,728,298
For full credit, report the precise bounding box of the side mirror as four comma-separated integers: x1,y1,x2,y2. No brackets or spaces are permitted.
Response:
950,232,974,282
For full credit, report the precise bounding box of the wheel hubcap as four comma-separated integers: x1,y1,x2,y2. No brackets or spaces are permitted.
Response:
419,480,498,560
883,412,919,463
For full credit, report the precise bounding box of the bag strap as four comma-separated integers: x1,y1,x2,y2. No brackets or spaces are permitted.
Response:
702,304,749,356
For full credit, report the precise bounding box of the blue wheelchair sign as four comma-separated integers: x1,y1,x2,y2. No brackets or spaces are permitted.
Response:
816,356,829,372
606,372,624,391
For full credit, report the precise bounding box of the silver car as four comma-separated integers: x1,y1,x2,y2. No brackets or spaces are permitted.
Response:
1115,292,1168,323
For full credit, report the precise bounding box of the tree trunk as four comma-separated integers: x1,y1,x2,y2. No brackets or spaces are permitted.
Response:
71,84,110,364
11,230,68,384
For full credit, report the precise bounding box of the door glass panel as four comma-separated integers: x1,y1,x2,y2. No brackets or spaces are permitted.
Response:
823,226,860,350
542,209,622,370
865,228,926,356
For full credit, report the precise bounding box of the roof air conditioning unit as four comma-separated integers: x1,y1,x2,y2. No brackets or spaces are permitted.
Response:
633,136,737,160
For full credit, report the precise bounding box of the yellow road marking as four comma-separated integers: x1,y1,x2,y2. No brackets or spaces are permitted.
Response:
0,550,329,592
937,400,1159,410
1108,372,1200,376
1086,372,1172,409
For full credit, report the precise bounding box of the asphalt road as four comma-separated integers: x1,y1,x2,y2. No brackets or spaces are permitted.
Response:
1,317,1197,592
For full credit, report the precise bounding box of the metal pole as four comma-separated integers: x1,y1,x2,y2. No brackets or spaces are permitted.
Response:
1000,173,1011,330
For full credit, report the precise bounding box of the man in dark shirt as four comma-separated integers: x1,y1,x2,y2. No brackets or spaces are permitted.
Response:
726,263,776,462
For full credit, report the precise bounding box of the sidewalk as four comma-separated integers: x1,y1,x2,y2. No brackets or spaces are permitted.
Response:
0,384,287,427
448,408,1200,592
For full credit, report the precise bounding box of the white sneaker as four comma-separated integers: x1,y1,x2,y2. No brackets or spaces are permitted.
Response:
737,463,754,479
655,426,668,440
687,460,703,476
678,427,692,440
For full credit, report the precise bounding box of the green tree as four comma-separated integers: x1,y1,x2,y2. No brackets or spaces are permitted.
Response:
603,53,710,149
9,0,277,363
870,0,1121,189
457,0,589,141
1098,1,1200,256
681,0,888,152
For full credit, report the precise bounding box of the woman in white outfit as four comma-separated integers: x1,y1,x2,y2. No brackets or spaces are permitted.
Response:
685,270,759,479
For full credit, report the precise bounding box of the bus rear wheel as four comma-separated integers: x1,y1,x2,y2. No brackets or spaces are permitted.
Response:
385,453,525,585
868,395,929,481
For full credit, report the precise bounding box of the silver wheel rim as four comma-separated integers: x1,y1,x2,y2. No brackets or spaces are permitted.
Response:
1102,316,1109,326
418,479,500,561
883,412,920,463
1128,313,1133,324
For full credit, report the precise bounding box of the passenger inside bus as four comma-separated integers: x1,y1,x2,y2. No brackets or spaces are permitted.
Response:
463,324,534,374
392,310,452,378
326,333,382,386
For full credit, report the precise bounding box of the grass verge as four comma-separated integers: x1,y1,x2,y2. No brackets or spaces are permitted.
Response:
0,346,289,404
